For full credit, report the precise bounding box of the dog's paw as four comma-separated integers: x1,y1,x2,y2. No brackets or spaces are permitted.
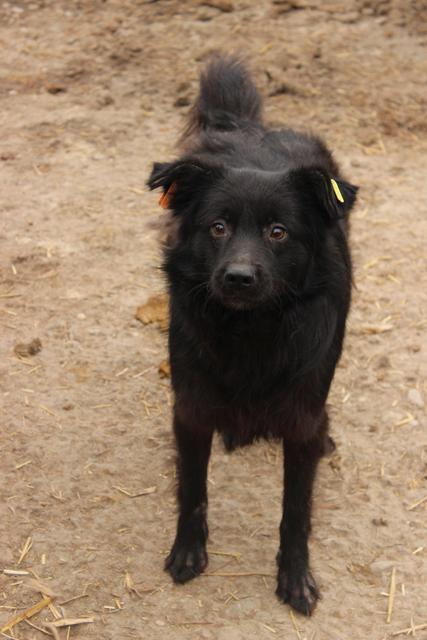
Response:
276,566,319,616
165,540,208,584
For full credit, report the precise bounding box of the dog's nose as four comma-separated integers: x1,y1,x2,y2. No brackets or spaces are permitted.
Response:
224,264,256,288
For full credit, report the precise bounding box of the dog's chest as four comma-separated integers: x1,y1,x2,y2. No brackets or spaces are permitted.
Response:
174,332,321,443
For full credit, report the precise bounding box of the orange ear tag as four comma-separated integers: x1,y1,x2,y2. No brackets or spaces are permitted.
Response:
159,181,177,209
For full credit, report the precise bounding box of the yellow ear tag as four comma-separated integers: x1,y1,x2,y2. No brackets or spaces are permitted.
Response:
159,181,176,209
331,178,344,203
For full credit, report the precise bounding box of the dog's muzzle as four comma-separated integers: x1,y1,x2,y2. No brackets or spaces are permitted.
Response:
213,262,268,309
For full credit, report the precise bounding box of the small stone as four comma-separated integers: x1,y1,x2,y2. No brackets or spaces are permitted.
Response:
46,83,67,95
408,343,420,352
197,10,213,20
372,517,388,527
88,327,103,335
201,0,234,11
0,152,16,161
174,95,191,107
97,94,114,107
407,389,424,408
376,355,390,369
14,338,42,357
177,81,191,93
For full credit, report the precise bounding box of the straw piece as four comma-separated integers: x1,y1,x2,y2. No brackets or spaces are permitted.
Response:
44,624,61,640
39,405,58,418
48,601,62,620
262,622,277,634
210,550,241,561
260,43,273,54
124,572,142,597
394,413,414,428
158,359,171,378
289,609,302,639
203,571,274,578
24,619,51,636
169,620,217,626
17,537,32,565
224,590,239,604
24,578,57,598
114,485,156,498
391,622,427,636
354,323,394,335
408,495,427,511
15,460,32,470
386,567,396,624
1,596,51,632
50,618,94,628
58,593,88,606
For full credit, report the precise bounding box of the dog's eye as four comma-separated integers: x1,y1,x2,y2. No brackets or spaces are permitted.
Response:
210,221,228,238
269,224,288,241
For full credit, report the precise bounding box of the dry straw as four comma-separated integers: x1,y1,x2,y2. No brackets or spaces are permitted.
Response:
386,567,396,624
1,596,51,633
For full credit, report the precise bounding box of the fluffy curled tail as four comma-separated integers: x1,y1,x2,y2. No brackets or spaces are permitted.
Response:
185,55,262,136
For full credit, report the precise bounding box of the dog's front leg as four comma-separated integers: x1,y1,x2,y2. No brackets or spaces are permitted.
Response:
276,431,325,615
165,415,213,583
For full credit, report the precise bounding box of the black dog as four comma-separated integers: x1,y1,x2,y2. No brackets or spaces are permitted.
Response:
148,56,357,615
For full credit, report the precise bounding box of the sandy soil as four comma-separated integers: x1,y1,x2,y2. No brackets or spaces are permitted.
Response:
1,1,426,639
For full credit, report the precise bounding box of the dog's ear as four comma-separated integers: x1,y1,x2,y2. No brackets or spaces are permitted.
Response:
147,159,222,212
289,167,358,222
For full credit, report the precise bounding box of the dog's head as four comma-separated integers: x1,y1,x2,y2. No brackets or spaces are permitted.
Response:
148,158,357,310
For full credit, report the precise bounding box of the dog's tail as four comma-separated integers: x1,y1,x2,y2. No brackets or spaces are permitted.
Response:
185,55,262,137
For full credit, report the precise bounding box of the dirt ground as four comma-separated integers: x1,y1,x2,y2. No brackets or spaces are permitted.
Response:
1,1,426,639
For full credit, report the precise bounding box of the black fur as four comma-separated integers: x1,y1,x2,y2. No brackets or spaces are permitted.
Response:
148,54,358,616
